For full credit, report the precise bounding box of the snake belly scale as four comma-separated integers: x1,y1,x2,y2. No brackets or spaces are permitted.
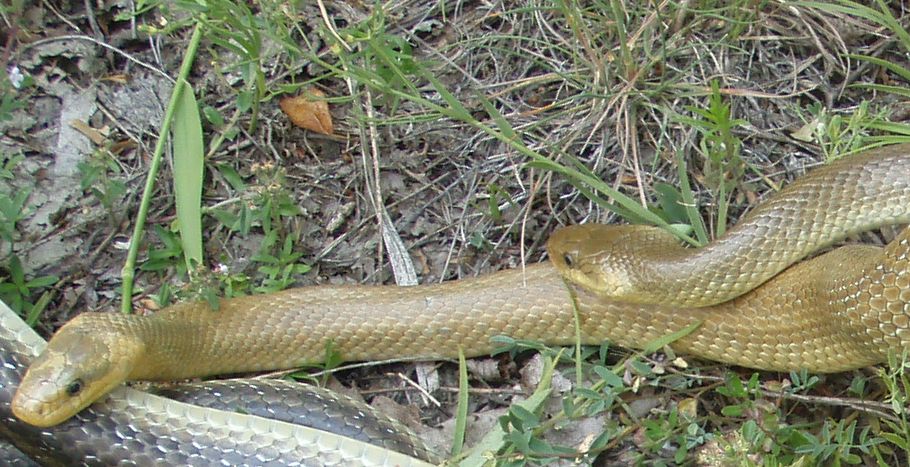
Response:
7,144,910,464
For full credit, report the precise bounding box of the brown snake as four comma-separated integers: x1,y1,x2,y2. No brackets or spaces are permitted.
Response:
555,146,910,306
10,143,910,449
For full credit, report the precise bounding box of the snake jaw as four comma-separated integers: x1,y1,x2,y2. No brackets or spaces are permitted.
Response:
12,316,142,427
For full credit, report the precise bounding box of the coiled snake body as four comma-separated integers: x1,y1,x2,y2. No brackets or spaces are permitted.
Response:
555,147,910,306
0,301,436,465
7,144,910,463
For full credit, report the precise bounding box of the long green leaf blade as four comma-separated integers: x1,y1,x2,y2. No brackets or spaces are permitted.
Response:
171,79,205,271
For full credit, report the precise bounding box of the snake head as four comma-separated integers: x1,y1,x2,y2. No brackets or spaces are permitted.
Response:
548,224,678,300
548,224,633,296
12,314,142,427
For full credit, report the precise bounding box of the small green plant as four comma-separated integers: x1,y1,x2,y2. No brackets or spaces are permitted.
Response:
795,101,891,159
286,342,346,390
708,370,896,464
788,368,820,393
713,372,799,461
335,6,421,113
673,80,748,237
177,161,305,297
640,403,711,463
0,255,57,324
252,230,310,293
716,373,756,415
794,419,883,465
875,352,910,461
198,1,268,131
209,163,300,236
0,63,33,122
140,224,188,276
78,151,127,221
139,223,220,309
467,231,493,251
495,404,578,465
0,153,28,254
477,183,514,223
0,150,56,323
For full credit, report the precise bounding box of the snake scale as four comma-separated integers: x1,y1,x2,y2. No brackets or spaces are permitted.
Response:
5,144,910,464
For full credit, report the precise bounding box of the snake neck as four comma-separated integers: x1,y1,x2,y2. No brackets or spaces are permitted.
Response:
119,302,332,381
41,312,201,382
556,146,910,308
690,149,910,306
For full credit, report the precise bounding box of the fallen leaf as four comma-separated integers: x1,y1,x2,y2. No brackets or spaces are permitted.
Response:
101,74,130,84
69,119,108,145
279,88,333,135
678,397,699,421
791,117,821,142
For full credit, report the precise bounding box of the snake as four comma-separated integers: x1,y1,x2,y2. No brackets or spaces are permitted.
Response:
6,144,910,463
555,145,910,307
0,299,436,465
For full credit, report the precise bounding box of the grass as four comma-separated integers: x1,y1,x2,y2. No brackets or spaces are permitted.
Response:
0,66,57,325
7,0,910,465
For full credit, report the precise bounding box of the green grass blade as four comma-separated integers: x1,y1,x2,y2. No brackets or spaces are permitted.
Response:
851,83,910,98
451,348,469,458
674,150,709,245
642,320,702,354
846,54,910,82
171,78,205,271
866,122,910,136
25,289,54,327
798,1,910,51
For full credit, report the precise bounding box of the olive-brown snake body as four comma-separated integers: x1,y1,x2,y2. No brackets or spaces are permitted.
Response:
8,144,910,464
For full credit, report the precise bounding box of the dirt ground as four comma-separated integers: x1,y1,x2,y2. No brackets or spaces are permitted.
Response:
3,1,910,465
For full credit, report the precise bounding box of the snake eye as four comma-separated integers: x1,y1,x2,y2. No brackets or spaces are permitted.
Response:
562,253,575,268
65,379,84,396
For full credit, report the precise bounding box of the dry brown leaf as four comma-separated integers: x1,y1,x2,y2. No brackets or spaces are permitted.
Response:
279,88,334,135
69,119,108,145
101,74,130,84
